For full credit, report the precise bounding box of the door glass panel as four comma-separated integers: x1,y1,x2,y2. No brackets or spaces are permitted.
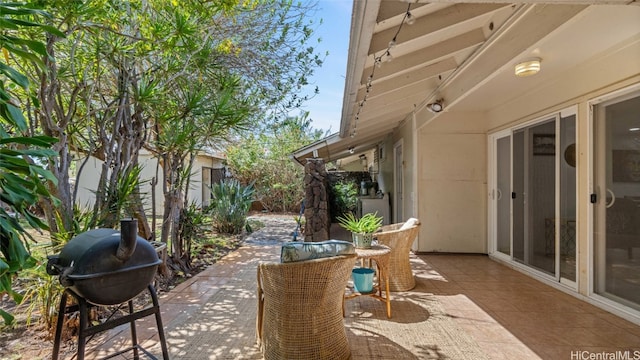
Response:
560,115,576,282
594,93,640,310
529,121,556,275
512,120,557,275
497,136,511,255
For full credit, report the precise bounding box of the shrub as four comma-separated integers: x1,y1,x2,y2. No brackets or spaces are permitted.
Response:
331,181,358,218
179,201,210,259
208,179,254,234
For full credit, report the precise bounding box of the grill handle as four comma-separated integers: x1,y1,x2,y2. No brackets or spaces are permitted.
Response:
46,255,62,275
116,218,138,262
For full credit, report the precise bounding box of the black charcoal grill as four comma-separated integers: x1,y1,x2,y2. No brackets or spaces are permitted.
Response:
47,219,161,305
48,219,169,360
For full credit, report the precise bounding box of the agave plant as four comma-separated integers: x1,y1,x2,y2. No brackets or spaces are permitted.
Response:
336,212,383,234
208,179,255,234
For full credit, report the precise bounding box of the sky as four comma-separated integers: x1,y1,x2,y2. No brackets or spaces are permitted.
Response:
298,1,352,134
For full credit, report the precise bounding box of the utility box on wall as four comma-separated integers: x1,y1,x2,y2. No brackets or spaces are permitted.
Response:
358,196,390,225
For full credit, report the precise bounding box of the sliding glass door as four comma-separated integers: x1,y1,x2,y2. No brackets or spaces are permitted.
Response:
593,90,640,310
490,111,576,284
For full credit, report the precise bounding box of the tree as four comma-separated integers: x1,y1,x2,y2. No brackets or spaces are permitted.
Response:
154,73,252,268
226,111,326,213
10,0,324,271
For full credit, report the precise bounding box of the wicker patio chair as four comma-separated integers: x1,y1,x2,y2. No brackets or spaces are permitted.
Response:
375,219,421,291
256,253,357,360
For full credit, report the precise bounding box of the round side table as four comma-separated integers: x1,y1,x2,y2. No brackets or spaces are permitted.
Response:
344,244,392,318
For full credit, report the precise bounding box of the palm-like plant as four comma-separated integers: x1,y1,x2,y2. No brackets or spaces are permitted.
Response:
0,3,62,325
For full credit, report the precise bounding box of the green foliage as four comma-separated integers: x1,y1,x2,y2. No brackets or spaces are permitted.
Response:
49,205,97,245
208,179,255,235
330,181,358,219
226,112,326,212
0,0,325,327
19,250,64,331
92,165,146,229
337,212,383,234
0,3,59,325
179,201,209,258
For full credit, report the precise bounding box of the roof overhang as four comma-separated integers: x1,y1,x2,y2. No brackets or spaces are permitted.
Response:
293,0,640,165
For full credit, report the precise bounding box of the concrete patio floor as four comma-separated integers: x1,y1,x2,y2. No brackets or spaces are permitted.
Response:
76,217,640,360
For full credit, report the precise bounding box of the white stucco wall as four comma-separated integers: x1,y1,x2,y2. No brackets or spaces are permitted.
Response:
415,111,488,253
73,152,224,216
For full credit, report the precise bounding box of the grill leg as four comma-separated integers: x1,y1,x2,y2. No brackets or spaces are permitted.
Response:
52,291,69,360
149,284,170,360
128,299,140,360
77,296,88,360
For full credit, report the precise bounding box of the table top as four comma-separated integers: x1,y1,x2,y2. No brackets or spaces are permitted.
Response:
354,244,391,258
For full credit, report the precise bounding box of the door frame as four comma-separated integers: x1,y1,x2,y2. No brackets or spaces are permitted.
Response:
587,83,640,301
393,139,404,223
488,129,513,263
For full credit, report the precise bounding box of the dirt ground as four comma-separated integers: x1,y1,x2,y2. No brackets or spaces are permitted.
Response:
0,213,294,360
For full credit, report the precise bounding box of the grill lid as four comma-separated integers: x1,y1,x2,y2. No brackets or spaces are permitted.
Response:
46,219,162,306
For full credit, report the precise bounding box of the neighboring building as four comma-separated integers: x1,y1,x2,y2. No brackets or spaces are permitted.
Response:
74,149,227,215
294,2,640,324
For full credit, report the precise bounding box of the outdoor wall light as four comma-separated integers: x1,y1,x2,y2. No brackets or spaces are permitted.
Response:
515,58,541,77
427,99,444,113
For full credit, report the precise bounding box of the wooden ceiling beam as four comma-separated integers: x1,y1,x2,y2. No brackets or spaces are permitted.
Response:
369,3,507,55
362,28,485,84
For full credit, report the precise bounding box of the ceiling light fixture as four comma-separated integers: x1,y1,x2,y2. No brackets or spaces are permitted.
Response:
515,58,541,77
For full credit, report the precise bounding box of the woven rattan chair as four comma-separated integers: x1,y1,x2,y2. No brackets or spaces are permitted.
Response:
256,253,357,360
375,219,421,291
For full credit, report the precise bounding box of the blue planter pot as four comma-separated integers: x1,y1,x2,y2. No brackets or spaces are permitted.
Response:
352,267,375,293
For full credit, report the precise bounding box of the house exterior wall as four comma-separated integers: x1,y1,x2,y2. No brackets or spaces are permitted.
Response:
393,118,418,224
74,155,104,211
74,152,225,216
372,117,420,226
411,27,640,257
408,29,640,322
415,111,488,253
192,153,227,208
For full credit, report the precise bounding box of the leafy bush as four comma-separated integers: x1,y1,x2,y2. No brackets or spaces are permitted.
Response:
208,179,254,234
20,254,64,332
225,112,326,212
331,181,358,219
0,4,62,325
179,201,210,258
